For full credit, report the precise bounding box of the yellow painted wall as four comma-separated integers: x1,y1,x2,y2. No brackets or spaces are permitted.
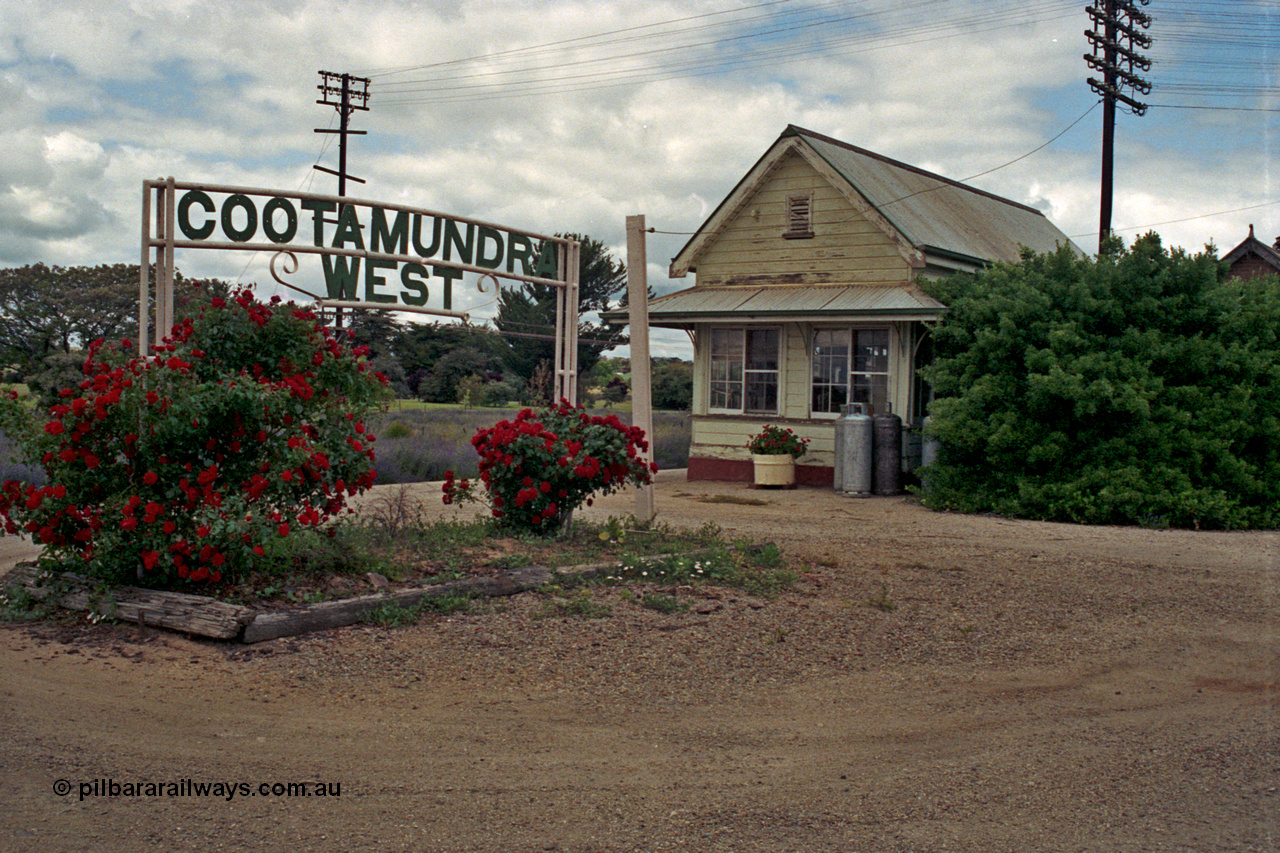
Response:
692,151,912,287
683,150,927,471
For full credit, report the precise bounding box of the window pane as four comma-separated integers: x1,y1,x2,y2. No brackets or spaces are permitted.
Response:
813,354,845,386
745,374,777,414
710,328,746,412
851,374,889,415
812,329,850,415
812,385,830,413
711,329,744,378
831,383,847,412
711,328,743,360
746,329,779,371
814,329,848,355
854,329,889,373
710,382,741,411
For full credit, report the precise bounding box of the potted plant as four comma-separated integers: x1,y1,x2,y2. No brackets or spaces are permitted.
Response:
746,424,809,488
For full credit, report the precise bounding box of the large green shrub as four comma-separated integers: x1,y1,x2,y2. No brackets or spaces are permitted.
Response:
0,291,391,585
920,234,1280,529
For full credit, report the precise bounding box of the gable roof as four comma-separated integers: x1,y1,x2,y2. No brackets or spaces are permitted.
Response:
671,125,1080,277
1223,225,1280,277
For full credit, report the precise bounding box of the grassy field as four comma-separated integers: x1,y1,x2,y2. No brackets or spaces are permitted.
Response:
0,394,689,487
370,404,690,484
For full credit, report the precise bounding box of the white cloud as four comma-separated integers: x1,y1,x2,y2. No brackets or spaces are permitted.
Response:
0,0,1270,358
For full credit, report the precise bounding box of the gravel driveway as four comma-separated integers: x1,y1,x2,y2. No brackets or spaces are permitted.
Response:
2,471,1277,852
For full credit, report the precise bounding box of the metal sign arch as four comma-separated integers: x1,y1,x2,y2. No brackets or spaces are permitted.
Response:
140,178,580,402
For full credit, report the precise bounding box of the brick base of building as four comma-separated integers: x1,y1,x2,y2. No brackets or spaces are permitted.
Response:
686,456,835,487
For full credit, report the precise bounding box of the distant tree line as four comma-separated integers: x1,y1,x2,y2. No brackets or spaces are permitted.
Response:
0,263,229,404
0,234,694,411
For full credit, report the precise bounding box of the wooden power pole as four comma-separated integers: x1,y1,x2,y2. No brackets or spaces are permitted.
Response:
314,71,370,328
1085,0,1152,252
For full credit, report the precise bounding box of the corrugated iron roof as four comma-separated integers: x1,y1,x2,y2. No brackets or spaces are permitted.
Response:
605,284,947,326
670,126,1081,277
793,127,1080,263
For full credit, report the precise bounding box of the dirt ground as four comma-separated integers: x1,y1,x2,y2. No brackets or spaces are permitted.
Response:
2,470,1277,852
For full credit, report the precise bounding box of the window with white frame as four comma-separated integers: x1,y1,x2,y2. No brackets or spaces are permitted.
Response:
811,328,890,416
710,328,779,414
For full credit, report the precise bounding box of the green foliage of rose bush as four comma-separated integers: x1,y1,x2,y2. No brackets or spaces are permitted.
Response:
0,291,391,586
442,402,656,534
920,234,1280,529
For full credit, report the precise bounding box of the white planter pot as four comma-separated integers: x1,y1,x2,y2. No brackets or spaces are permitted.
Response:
751,453,796,487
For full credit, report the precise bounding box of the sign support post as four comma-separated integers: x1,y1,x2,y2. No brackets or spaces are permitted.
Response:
626,214,655,522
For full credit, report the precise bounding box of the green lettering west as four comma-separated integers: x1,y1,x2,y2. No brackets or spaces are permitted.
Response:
364,259,397,304
322,255,361,300
433,265,463,311
400,263,430,307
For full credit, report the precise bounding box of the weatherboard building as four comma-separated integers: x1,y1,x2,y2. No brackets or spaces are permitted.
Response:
635,125,1080,484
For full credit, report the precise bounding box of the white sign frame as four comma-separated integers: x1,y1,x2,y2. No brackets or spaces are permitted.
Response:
140,177,581,403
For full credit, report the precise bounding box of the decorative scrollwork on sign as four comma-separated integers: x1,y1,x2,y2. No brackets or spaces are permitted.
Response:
269,251,320,300
464,272,501,325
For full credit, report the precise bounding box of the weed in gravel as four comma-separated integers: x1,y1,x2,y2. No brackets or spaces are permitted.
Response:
696,494,770,506
360,591,474,627
640,592,687,614
748,542,785,569
420,592,474,615
486,554,534,570
253,526,389,582
600,542,796,598
862,585,897,612
361,599,420,628
537,586,612,619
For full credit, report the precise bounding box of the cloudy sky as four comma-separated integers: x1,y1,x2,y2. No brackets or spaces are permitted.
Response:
1,0,1274,357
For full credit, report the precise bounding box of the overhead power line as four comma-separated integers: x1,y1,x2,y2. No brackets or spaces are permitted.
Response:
370,0,1083,106
1071,199,1280,241
362,0,799,79
347,1,1276,116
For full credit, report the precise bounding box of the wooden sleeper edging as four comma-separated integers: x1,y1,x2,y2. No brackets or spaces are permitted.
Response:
7,544,772,643
240,565,552,643
6,562,553,644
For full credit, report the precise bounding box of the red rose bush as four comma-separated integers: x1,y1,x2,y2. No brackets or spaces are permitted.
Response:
443,401,656,534
0,290,389,586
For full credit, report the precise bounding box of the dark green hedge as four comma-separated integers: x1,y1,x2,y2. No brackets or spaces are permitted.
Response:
920,234,1280,530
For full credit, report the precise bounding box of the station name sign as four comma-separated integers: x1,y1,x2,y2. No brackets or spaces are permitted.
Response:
166,185,563,312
